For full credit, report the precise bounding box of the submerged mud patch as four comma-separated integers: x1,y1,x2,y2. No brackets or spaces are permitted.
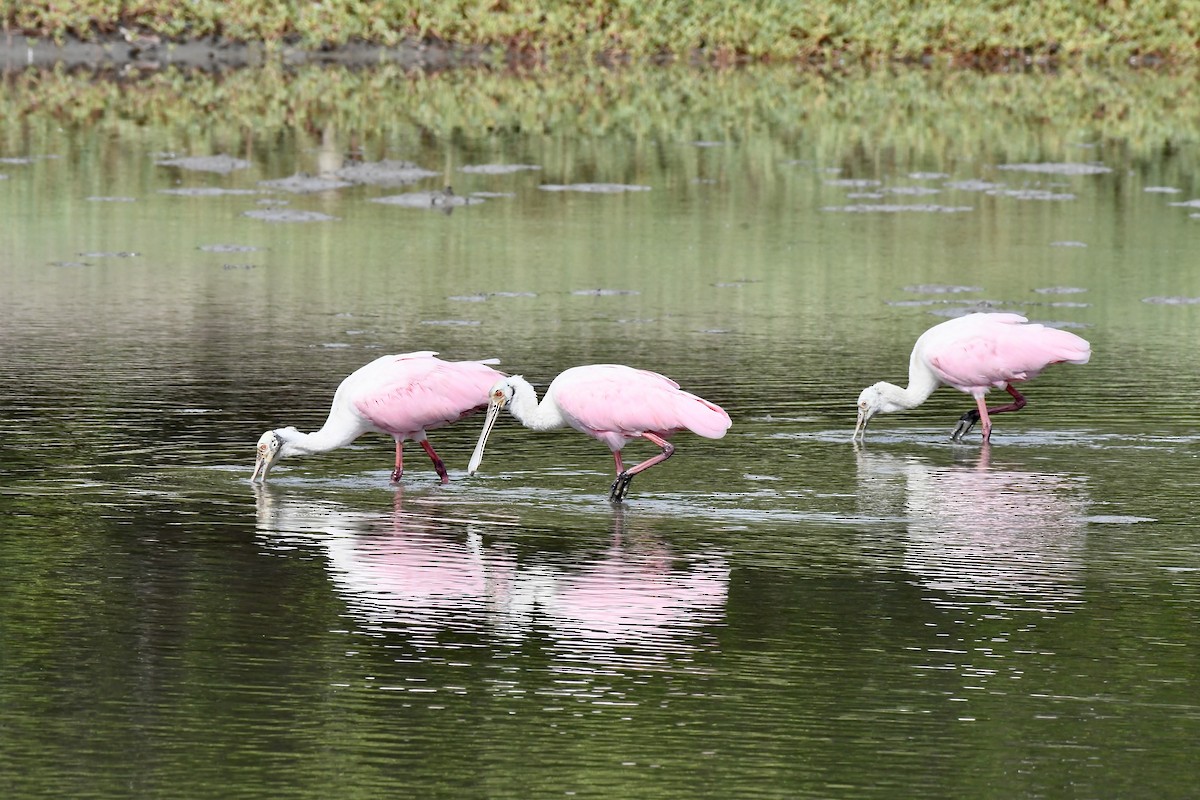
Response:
997,162,1112,175
241,208,338,222
155,154,251,174
160,187,259,197
539,183,652,193
986,188,1076,201
259,172,353,193
944,179,1005,192
86,196,137,202
371,189,482,209
903,284,984,294
199,244,262,253
1142,296,1200,305
822,203,972,213
824,178,882,188
1050,241,1088,247
459,164,542,175
1034,286,1088,294
571,288,641,296
335,159,439,185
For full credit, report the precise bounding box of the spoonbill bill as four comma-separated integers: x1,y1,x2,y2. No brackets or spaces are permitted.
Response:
252,351,503,483
467,364,732,501
853,312,1091,443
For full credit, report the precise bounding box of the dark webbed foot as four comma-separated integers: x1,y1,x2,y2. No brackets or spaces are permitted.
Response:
609,472,634,502
950,409,980,441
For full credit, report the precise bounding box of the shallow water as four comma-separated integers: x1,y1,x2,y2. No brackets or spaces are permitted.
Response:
2,64,1200,798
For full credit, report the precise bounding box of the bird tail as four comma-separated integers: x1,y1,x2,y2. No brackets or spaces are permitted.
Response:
681,394,733,439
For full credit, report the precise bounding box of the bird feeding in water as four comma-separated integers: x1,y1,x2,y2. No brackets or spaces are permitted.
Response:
467,364,732,501
853,313,1091,443
252,351,503,483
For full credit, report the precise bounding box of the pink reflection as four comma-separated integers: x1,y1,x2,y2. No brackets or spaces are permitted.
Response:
855,445,1088,610
254,487,729,665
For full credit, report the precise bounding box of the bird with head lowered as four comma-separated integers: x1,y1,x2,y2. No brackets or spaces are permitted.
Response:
252,351,503,483
853,313,1091,443
467,364,732,501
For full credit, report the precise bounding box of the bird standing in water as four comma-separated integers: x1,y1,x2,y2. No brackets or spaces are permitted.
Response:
252,351,503,483
853,313,1091,443
467,364,732,501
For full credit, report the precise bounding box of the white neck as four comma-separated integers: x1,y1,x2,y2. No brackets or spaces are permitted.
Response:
880,355,943,411
504,376,567,431
280,414,367,456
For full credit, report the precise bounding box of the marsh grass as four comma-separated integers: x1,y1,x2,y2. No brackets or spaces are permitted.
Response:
2,63,1198,180
2,0,1198,65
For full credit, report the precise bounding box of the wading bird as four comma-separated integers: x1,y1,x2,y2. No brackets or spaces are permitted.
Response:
252,351,503,483
467,364,732,501
853,313,1091,443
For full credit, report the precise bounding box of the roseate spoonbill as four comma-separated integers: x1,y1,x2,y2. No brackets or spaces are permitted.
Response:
467,364,732,501
853,313,1091,443
251,351,503,483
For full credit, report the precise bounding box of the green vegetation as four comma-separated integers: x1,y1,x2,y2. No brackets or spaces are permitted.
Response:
2,0,1198,65
2,63,1198,171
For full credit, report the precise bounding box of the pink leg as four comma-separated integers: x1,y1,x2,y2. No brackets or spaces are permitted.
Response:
612,450,624,475
609,432,675,502
952,385,1028,442
391,441,404,483
974,395,993,443
420,439,450,484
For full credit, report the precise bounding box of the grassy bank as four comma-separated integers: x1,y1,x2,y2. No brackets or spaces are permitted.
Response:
2,0,1197,65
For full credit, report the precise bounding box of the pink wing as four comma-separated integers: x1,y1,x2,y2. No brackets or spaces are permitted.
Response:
925,315,1091,392
549,365,732,441
346,354,503,437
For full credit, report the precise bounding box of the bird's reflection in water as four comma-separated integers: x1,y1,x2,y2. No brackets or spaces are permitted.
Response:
252,486,729,675
854,444,1089,614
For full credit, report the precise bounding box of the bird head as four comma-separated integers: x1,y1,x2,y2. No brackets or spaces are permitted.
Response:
251,427,298,481
467,377,519,475
853,383,890,440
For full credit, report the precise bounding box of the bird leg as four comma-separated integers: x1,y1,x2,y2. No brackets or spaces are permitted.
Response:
609,433,675,502
419,440,450,484
391,441,405,483
950,385,1027,442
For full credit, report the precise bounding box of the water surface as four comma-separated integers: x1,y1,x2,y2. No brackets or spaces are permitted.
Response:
2,63,1199,799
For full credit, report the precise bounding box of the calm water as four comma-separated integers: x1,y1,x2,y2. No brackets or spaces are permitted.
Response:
2,64,1199,798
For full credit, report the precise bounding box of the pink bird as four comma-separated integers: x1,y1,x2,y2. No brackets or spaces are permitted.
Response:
466,364,732,501
251,351,503,483
853,313,1091,443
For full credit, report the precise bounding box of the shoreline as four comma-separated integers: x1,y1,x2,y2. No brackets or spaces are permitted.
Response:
0,33,1182,73
0,33,488,71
